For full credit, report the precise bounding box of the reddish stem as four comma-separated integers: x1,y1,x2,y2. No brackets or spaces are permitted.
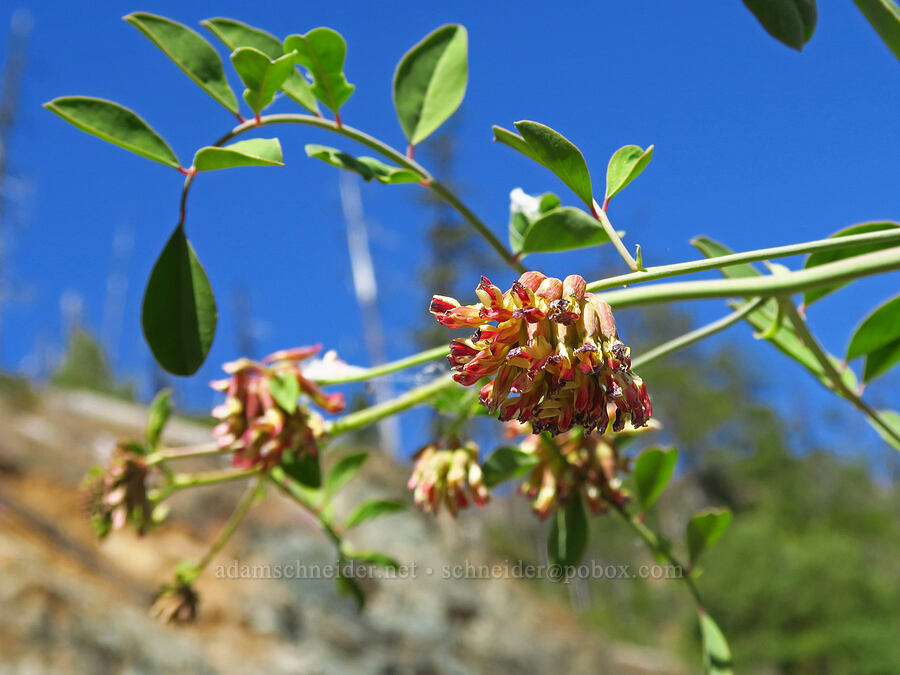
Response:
601,197,610,212
254,113,262,125
407,144,415,160
334,112,342,128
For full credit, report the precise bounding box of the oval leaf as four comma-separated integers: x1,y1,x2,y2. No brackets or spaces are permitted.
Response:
146,388,173,447
802,222,900,306
231,47,298,114
605,144,653,201
481,445,539,488
497,121,593,208
142,225,217,375
846,294,900,381
520,206,620,256
548,495,588,569
193,138,284,171
324,452,369,499
284,28,355,115
124,12,238,114
267,371,300,413
742,0,817,50
869,409,900,451
393,24,468,145
44,97,179,168
853,0,900,62
202,17,319,114
686,508,732,568
282,449,321,488
305,144,421,184
508,188,560,253
699,611,734,675
633,447,678,512
344,499,406,530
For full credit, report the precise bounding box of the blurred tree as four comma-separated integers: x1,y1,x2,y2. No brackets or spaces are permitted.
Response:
52,327,135,400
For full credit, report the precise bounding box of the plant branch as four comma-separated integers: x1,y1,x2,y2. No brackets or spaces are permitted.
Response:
269,466,342,547
609,501,703,608
198,114,525,273
327,373,456,438
632,297,768,370
594,246,900,308
146,443,227,465
587,228,900,292
150,466,261,502
194,476,264,575
312,345,450,386
781,300,900,448
592,199,640,271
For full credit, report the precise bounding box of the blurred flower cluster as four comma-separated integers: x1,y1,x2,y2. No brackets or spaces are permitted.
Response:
430,272,652,435
83,442,154,539
408,440,490,516
210,346,346,469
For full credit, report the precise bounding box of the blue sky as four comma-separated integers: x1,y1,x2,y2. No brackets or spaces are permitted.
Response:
3,2,899,461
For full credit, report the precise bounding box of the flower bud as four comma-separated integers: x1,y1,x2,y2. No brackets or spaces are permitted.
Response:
408,440,490,516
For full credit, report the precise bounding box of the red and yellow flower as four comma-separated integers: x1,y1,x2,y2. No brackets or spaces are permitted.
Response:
407,440,489,516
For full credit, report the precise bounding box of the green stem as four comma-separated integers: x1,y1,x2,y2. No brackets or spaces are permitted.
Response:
327,374,456,438
594,245,900,308
204,114,524,273
632,297,768,370
587,228,900,292
312,345,450,386
194,476,264,575
150,466,260,502
146,443,226,465
781,300,900,448
610,501,703,608
592,200,639,271
269,466,342,547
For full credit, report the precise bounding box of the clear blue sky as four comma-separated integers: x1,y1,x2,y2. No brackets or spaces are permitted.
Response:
3,2,899,461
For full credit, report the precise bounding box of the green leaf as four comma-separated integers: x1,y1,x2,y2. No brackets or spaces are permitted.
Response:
692,237,858,393
548,495,588,569
869,410,900,451
43,97,180,168
344,499,406,530
508,188,560,253
267,371,300,413
230,47,298,114
633,447,678,512
392,24,468,145
145,388,173,447
803,222,900,305
481,445,539,488
519,206,622,256
141,225,217,376
346,550,401,570
324,452,369,499
686,508,732,568
699,611,734,675
282,450,321,488
193,138,283,171
304,144,422,184
742,0,817,50
853,0,900,62
846,294,900,382
493,121,593,208
201,17,319,114
605,144,653,201
284,28,355,115
124,12,238,114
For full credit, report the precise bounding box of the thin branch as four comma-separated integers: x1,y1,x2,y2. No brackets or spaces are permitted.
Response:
312,345,450,386
592,199,639,271
194,476,265,575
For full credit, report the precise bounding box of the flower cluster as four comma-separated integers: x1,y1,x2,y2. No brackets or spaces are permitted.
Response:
407,440,490,516
510,410,657,518
210,346,346,470
152,579,199,624
84,442,154,539
430,272,652,435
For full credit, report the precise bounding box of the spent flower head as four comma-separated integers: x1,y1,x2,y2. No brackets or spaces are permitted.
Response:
408,439,489,516
430,272,652,435
210,346,345,470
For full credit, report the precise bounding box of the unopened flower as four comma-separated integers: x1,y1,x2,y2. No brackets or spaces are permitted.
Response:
430,273,652,435
407,440,489,516
84,442,153,539
210,345,345,470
